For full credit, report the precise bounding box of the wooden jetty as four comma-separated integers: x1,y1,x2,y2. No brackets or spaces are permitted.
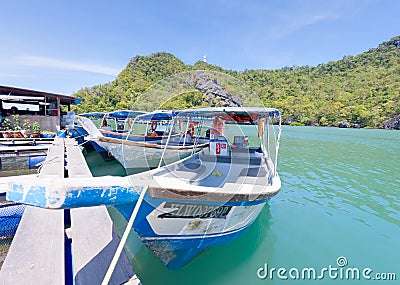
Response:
0,137,54,157
0,138,140,284
0,137,53,173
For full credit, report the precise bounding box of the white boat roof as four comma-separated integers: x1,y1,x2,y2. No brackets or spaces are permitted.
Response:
176,107,280,117
135,110,179,121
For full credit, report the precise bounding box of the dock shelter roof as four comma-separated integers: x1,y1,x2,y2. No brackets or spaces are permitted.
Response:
0,85,81,105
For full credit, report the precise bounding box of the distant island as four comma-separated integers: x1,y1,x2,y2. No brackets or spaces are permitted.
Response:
73,36,400,129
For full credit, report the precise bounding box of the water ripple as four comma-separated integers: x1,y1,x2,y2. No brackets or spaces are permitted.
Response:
279,126,400,227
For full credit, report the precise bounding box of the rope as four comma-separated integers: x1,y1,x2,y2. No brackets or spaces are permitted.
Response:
36,156,61,174
101,186,147,285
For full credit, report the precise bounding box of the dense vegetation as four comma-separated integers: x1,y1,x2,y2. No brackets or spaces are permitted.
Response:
73,36,400,128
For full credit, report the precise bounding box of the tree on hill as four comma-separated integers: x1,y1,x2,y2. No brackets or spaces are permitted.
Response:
73,36,400,129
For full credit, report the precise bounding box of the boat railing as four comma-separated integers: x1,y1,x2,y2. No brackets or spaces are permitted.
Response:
274,116,282,176
189,119,205,155
200,143,264,164
157,116,177,168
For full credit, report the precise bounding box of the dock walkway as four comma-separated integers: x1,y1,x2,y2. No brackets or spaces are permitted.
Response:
0,137,54,157
0,138,138,285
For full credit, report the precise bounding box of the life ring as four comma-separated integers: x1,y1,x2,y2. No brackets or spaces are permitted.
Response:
187,123,195,136
150,121,157,131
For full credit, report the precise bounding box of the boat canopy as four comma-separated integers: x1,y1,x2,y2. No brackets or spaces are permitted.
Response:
78,112,105,118
176,107,280,120
107,110,147,119
135,110,180,122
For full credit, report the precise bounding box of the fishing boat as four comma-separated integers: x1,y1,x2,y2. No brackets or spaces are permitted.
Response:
68,110,147,161
7,107,282,270
98,110,147,137
77,110,209,173
66,112,105,145
112,107,282,269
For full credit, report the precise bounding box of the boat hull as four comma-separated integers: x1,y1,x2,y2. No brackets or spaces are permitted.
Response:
97,140,201,173
111,193,269,270
67,125,88,145
67,125,109,157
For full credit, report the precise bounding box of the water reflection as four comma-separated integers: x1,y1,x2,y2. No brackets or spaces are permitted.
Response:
109,204,274,285
279,126,400,227
86,127,399,284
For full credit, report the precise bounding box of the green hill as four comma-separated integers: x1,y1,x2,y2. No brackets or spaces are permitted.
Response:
73,36,400,129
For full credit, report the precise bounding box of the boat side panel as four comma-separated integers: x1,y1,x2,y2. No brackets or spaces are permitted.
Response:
112,198,257,270
114,195,267,238
97,141,198,171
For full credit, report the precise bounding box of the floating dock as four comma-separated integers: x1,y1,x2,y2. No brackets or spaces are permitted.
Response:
0,137,54,156
0,137,55,173
0,138,140,284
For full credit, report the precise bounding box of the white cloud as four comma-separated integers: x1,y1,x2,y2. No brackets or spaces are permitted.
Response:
259,0,368,41
12,55,120,76
267,13,340,40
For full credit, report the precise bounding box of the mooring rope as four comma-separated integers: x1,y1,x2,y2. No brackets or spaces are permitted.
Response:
101,186,147,285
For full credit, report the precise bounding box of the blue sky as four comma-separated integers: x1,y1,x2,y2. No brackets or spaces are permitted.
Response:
1,0,399,95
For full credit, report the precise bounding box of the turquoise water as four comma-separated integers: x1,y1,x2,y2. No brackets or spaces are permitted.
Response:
87,126,399,284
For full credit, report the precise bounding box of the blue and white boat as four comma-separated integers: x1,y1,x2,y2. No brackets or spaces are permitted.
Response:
77,110,209,173
68,110,147,160
67,112,105,145
117,107,282,269
7,107,282,270
98,110,147,138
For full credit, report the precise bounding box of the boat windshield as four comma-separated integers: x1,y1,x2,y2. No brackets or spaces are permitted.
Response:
127,110,180,138
173,107,281,167
78,112,105,128
98,110,147,133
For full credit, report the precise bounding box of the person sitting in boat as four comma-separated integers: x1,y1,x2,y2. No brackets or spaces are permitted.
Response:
179,131,192,144
179,123,195,144
148,130,158,137
148,121,159,137
205,128,210,138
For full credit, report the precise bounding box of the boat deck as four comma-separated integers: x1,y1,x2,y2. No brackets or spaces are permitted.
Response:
154,147,271,186
0,138,139,284
143,147,280,203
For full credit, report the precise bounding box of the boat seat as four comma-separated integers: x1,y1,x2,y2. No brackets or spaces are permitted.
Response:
236,175,271,186
199,153,262,165
236,167,271,186
181,162,203,170
239,167,267,177
231,146,262,154
168,163,207,181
